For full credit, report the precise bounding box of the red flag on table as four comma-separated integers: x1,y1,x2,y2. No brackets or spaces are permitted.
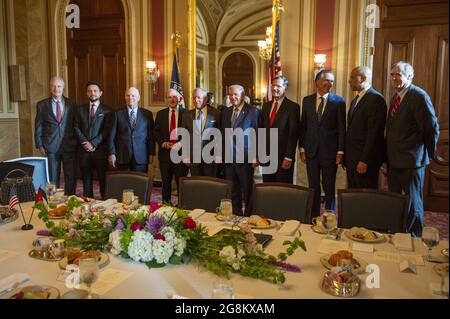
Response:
8,187,20,210
35,187,48,207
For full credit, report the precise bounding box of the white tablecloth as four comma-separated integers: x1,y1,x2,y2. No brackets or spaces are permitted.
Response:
0,202,448,299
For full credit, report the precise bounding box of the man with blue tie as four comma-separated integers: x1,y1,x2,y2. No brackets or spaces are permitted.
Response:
34,76,78,195
300,70,346,219
386,61,439,236
108,87,155,173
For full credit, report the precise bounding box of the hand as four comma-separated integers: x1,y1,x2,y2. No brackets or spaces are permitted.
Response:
172,142,182,151
39,147,46,156
182,158,190,166
356,161,368,174
300,151,306,163
336,153,344,165
281,159,292,170
82,141,94,152
163,142,174,149
108,154,116,168
215,156,222,164
252,160,260,169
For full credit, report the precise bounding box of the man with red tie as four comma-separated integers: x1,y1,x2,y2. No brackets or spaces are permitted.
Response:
154,89,188,204
261,76,300,183
386,61,439,236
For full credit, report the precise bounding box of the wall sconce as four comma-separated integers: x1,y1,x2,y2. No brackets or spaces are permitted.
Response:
258,27,273,61
313,54,327,70
145,60,160,93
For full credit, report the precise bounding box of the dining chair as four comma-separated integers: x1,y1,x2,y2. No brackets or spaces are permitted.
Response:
178,176,232,212
4,157,50,191
337,189,409,233
104,171,152,204
252,183,314,223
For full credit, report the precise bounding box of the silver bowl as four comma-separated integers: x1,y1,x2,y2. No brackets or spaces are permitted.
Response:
320,271,360,298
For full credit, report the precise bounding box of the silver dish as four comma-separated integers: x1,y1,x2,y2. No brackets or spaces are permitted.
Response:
28,249,63,261
0,207,19,225
320,271,360,298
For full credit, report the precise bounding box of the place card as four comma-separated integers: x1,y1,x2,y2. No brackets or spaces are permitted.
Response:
317,239,349,254
352,242,374,253
373,251,424,266
399,259,417,274
80,268,133,296
0,249,20,263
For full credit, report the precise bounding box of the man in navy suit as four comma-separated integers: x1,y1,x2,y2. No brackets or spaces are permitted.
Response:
74,81,113,199
386,61,439,236
300,70,346,219
108,87,155,173
34,76,77,195
221,84,261,216
261,76,300,183
345,67,387,189
154,89,188,204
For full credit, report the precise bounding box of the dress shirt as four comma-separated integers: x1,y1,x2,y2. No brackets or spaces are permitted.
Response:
52,98,65,119
128,106,138,125
195,106,207,131
396,84,411,102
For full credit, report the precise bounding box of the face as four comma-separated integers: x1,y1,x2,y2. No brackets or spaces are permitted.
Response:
228,87,244,107
348,69,364,92
125,88,140,107
316,72,334,95
50,79,64,99
167,90,180,108
87,85,102,102
271,78,286,100
390,66,412,91
192,90,207,109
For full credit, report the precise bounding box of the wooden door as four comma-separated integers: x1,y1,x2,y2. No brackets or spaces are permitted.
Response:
373,0,449,212
222,52,255,100
67,0,126,109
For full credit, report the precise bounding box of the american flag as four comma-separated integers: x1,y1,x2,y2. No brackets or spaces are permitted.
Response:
170,48,185,109
266,20,282,102
8,187,19,210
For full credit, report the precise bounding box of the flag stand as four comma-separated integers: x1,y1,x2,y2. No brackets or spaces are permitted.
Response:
19,203,33,231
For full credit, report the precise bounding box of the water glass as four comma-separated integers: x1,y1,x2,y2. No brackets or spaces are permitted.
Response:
122,189,134,206
211,279,235,299
46,183,57,208
321,210,337,239
422,226,440,261
216,199,233,220
79,257,100,299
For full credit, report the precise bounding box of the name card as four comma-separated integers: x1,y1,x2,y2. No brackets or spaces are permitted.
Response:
399,259,417,274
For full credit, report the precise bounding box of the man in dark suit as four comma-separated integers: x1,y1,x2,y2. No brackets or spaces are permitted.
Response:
386,61,439,236
216,95,232,179
108,87,155,173
154,89,189,204
74,81,113,199
261,76,300,183
221,84,261,216
181,88,220,177
34,76,77,195
300,70,346,219
345,67,387,189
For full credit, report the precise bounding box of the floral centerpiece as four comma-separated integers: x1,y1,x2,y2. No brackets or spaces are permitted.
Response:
36,198,306,284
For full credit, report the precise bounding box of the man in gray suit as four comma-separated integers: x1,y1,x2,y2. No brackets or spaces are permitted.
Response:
386,61,439,236
35,76,78,195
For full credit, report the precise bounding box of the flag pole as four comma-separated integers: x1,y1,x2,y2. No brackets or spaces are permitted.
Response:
28,201,36,225
19,201,33,231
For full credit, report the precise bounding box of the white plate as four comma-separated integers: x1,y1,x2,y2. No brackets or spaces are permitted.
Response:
3,285,60,299
320,254,368,274
59,252,109,270
345,229,385,243
248,219,278,229
215,214,237,222
434,263,449,277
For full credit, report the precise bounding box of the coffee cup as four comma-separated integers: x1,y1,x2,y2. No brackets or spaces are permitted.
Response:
51,239,66,258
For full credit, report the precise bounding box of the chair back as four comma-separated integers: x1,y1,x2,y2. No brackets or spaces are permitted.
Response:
105,171,152,204
252,183,314,223
4,157,50,191
337,189,409,233
178,176,232,212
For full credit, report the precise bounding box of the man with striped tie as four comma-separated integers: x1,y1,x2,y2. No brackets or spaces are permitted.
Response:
386,61,439,236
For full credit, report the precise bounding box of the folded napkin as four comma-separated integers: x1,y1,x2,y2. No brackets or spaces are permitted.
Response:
278,220,301,236
189,209,206,220
93,199,118,209
0,273,30,294
394,233,413,251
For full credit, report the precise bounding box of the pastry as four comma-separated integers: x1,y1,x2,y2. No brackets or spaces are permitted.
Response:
48,205,67,217
248,215,270,227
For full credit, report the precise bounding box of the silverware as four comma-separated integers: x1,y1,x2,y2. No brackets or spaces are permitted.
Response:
0,281,20,296
335,229,343,240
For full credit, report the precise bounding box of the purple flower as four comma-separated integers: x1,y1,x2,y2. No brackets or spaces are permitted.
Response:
115,219,125,231
36,229,52,237
272,260,302,272
146,215,166,234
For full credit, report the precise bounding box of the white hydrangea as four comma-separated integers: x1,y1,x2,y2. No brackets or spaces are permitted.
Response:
152,239,174,264
153,206,176,221
161,226,176,242
109,230,123,255
173,236,186,256
219,245,245,269
127,230,154,262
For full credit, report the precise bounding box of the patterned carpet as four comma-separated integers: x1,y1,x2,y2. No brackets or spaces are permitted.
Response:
75,180,449,239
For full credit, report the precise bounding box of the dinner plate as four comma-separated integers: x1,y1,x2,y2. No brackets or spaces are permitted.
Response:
3,285,60,299
320,254,368,274
248,219,278,229
434,263,449,277
59,252,109,270
441,248,449,258
63,289,88,299
344,229,385,243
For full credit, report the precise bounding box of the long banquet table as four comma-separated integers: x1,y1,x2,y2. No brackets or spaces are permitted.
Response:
0,202,448,299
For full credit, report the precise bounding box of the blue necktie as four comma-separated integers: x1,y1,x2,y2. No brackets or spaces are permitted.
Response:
129,109,135,127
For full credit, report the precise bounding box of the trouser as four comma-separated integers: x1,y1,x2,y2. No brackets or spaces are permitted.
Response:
225,164,254,216
346,167,380,189
117,155,148,173
189,163,217,177
79,151,108,199
159,161,188,204
47,148,77,196
262,161,295,184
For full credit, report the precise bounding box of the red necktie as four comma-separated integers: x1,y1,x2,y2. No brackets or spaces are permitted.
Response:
391,95,401,117
269,101,278,127
169,109,177,143
56,100,62,123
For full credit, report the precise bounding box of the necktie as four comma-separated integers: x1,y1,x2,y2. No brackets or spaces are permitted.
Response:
391,95,401,117
317,97,325,122
89,103,95,125
196,110,203,131
269,101,279,127
231,106,239,126
129,109,135,127
349,95,359,119
169,109,177,143
56,100,62,123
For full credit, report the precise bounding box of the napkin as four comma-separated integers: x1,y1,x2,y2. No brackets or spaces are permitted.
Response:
93,199,118,209
0,273,30,294
394,233,413,251
189,209,206,220
277,220,301,236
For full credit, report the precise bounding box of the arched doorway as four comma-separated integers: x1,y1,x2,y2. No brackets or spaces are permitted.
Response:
66,0,126,109
222,52,254,101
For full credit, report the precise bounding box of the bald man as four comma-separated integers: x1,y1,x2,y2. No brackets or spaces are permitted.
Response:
108,87,155,173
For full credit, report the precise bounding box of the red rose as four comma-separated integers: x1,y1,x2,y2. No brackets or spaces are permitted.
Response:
184,217,196,230
155,233,166,241
130,221,143,232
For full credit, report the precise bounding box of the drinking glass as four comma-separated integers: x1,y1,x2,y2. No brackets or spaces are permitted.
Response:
422,226,440,261
216,199,233,221
46,183,57,208
122,189,134,206
211,279,235,299
79,257,100,299
321,210,337,239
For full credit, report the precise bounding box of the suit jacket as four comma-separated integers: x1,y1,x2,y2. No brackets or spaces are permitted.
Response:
221,103,261,163
386,84,439,168
109,107,156,165
181,106,220,161
34,96,78,153
74,102,114,159
300,93,346,160
262,97,300,162
154,106,186,163
345,88,387,170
